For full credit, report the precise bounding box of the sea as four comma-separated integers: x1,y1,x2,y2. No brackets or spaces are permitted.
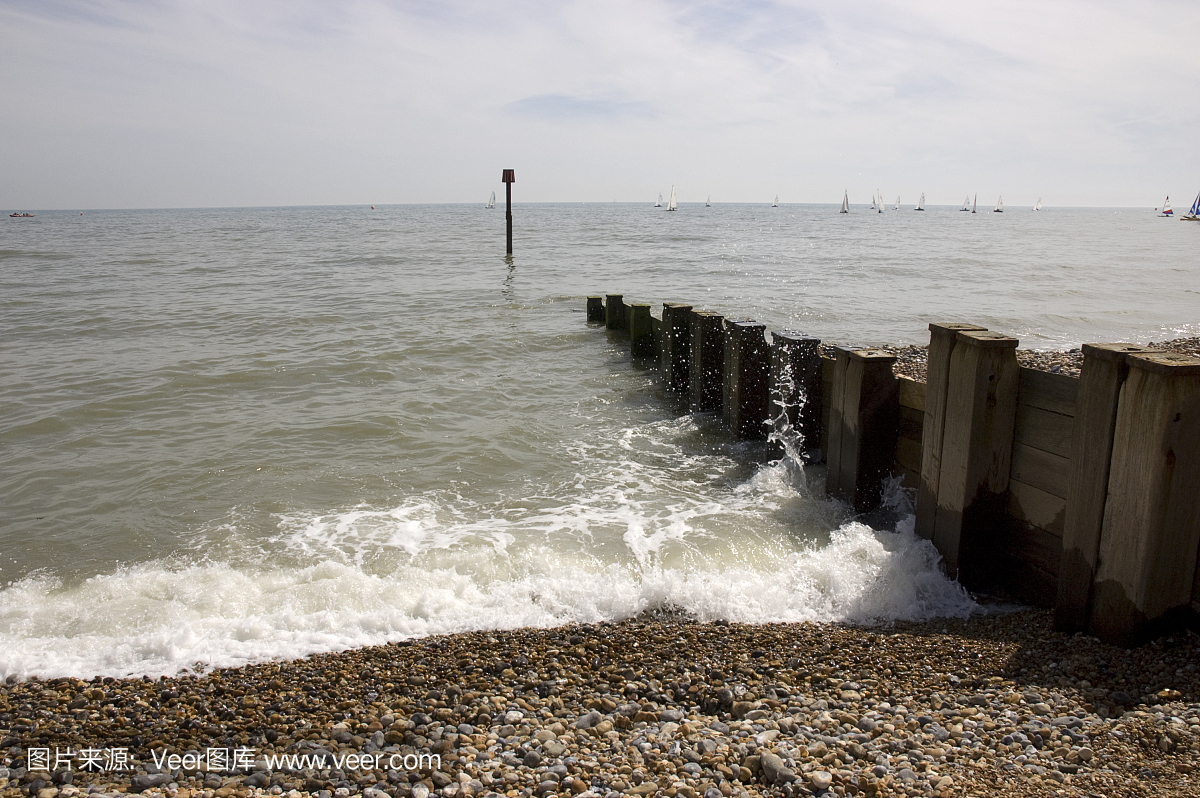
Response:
2,203,1197,680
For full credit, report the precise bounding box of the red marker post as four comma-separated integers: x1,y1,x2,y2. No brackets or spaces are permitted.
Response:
502,169,515,255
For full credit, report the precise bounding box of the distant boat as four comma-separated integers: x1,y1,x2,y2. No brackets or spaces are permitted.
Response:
706,195,711,207
972,194,977,214
993,196,1004,213
871,195,876,209
666,185,677,211
9,212,33,218
960,195,970,211
486,192,495,209
1183,192,1200,221
840,190,849,213
1034,197,1042,211
876,189,884,213
915,193,925,211
893,196,900,210
655,193,662,207
1159,196,1173,217
772,195,778,207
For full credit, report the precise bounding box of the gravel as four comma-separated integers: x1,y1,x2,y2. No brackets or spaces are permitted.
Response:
2,609,1199,798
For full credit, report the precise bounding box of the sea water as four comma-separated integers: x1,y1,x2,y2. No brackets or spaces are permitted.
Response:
1,203,1196,679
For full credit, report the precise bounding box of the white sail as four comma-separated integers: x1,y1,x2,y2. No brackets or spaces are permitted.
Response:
916,193,925,211
960,195,970,211
486,191,495,209
894,196,900,210
706,195,711,207
1034,197,1042,211
667,185,677,211
871,195,876,209
1183,191,1200,220
877,190,884,213
840,190,849,213
993,196,1004,213
772,195,778,207
1159,196,1173,216
972,194,977,213
655,193,662,207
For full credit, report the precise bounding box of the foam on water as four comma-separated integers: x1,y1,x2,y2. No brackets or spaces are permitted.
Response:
0,459,975,680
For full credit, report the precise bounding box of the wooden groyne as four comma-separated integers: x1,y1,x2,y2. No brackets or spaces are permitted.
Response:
587,294,1200,646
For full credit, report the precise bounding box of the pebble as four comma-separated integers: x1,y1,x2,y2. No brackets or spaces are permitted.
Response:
1,609,1199,797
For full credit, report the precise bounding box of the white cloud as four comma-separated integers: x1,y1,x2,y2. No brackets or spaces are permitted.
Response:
0,0,1197,208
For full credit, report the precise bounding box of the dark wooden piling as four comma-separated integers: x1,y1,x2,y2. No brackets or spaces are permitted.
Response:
770,331,823,453
722,320,770,439
586,296,605,323
931,330,1019,580
660,303,693,395
502,169,515,255
916,323,988,540
629,303,654,358
1054,343,1154,632
605,295,625,331
689,311,725,412
1088,352,1200,645
825,348,899,512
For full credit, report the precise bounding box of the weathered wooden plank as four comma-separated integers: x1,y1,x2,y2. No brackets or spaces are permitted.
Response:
916,323,988,541
1001,520,1061,606
1014,404,1073,458
1010,442,1069,499
1090,352,1200,645
660,303,694,396
723,320,770,439
629,303,654,358
895,435,922,474
1007,478,1067,537
896,468,921,492
933,330,1019,580
898,375,926,412
688,310,725,412
827,348,899,512
586,296,604,323
605,294,624,330
1018,367,1080,416
1055,343,1152,632
898,405,924,440
770,332,822,453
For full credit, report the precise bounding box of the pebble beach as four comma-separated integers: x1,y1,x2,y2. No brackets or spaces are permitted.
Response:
2,610,1198,798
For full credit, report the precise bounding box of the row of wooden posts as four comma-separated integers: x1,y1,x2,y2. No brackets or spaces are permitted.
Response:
587,294,1200,646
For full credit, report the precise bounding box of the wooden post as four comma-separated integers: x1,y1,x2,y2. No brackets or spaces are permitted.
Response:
605,294,625,331
502,169,515,255
1088,352,1200,645
722,320,770,439
629,303,654,358
688,310,725,412
931,330,1019,580
825,348,899,512
770,331,822,454
916,323,988,540
660,303,693,395
1054,343,1153,632
586,296,605,323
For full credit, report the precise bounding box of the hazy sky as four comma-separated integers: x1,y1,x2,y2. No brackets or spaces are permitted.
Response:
3,0,1198,209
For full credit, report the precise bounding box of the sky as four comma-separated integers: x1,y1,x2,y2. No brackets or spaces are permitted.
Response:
2,0,1198,209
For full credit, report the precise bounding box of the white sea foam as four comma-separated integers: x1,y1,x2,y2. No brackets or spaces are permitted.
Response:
0,506,974,680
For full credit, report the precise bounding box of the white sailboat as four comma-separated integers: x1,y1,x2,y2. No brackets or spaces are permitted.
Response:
1034,197,1042,211
1159,196,1173,217
1183,192,1200,221
870,195,876,209
486,191,495,209
655,193,662,208
894,196,900,210
840,190,849,213
876,189,884,213
960,195,971,211
666,185,677,211
971,194,977,213
706,195,711,207
772,195,779,207
993,196,1004,213
915,193,925,211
